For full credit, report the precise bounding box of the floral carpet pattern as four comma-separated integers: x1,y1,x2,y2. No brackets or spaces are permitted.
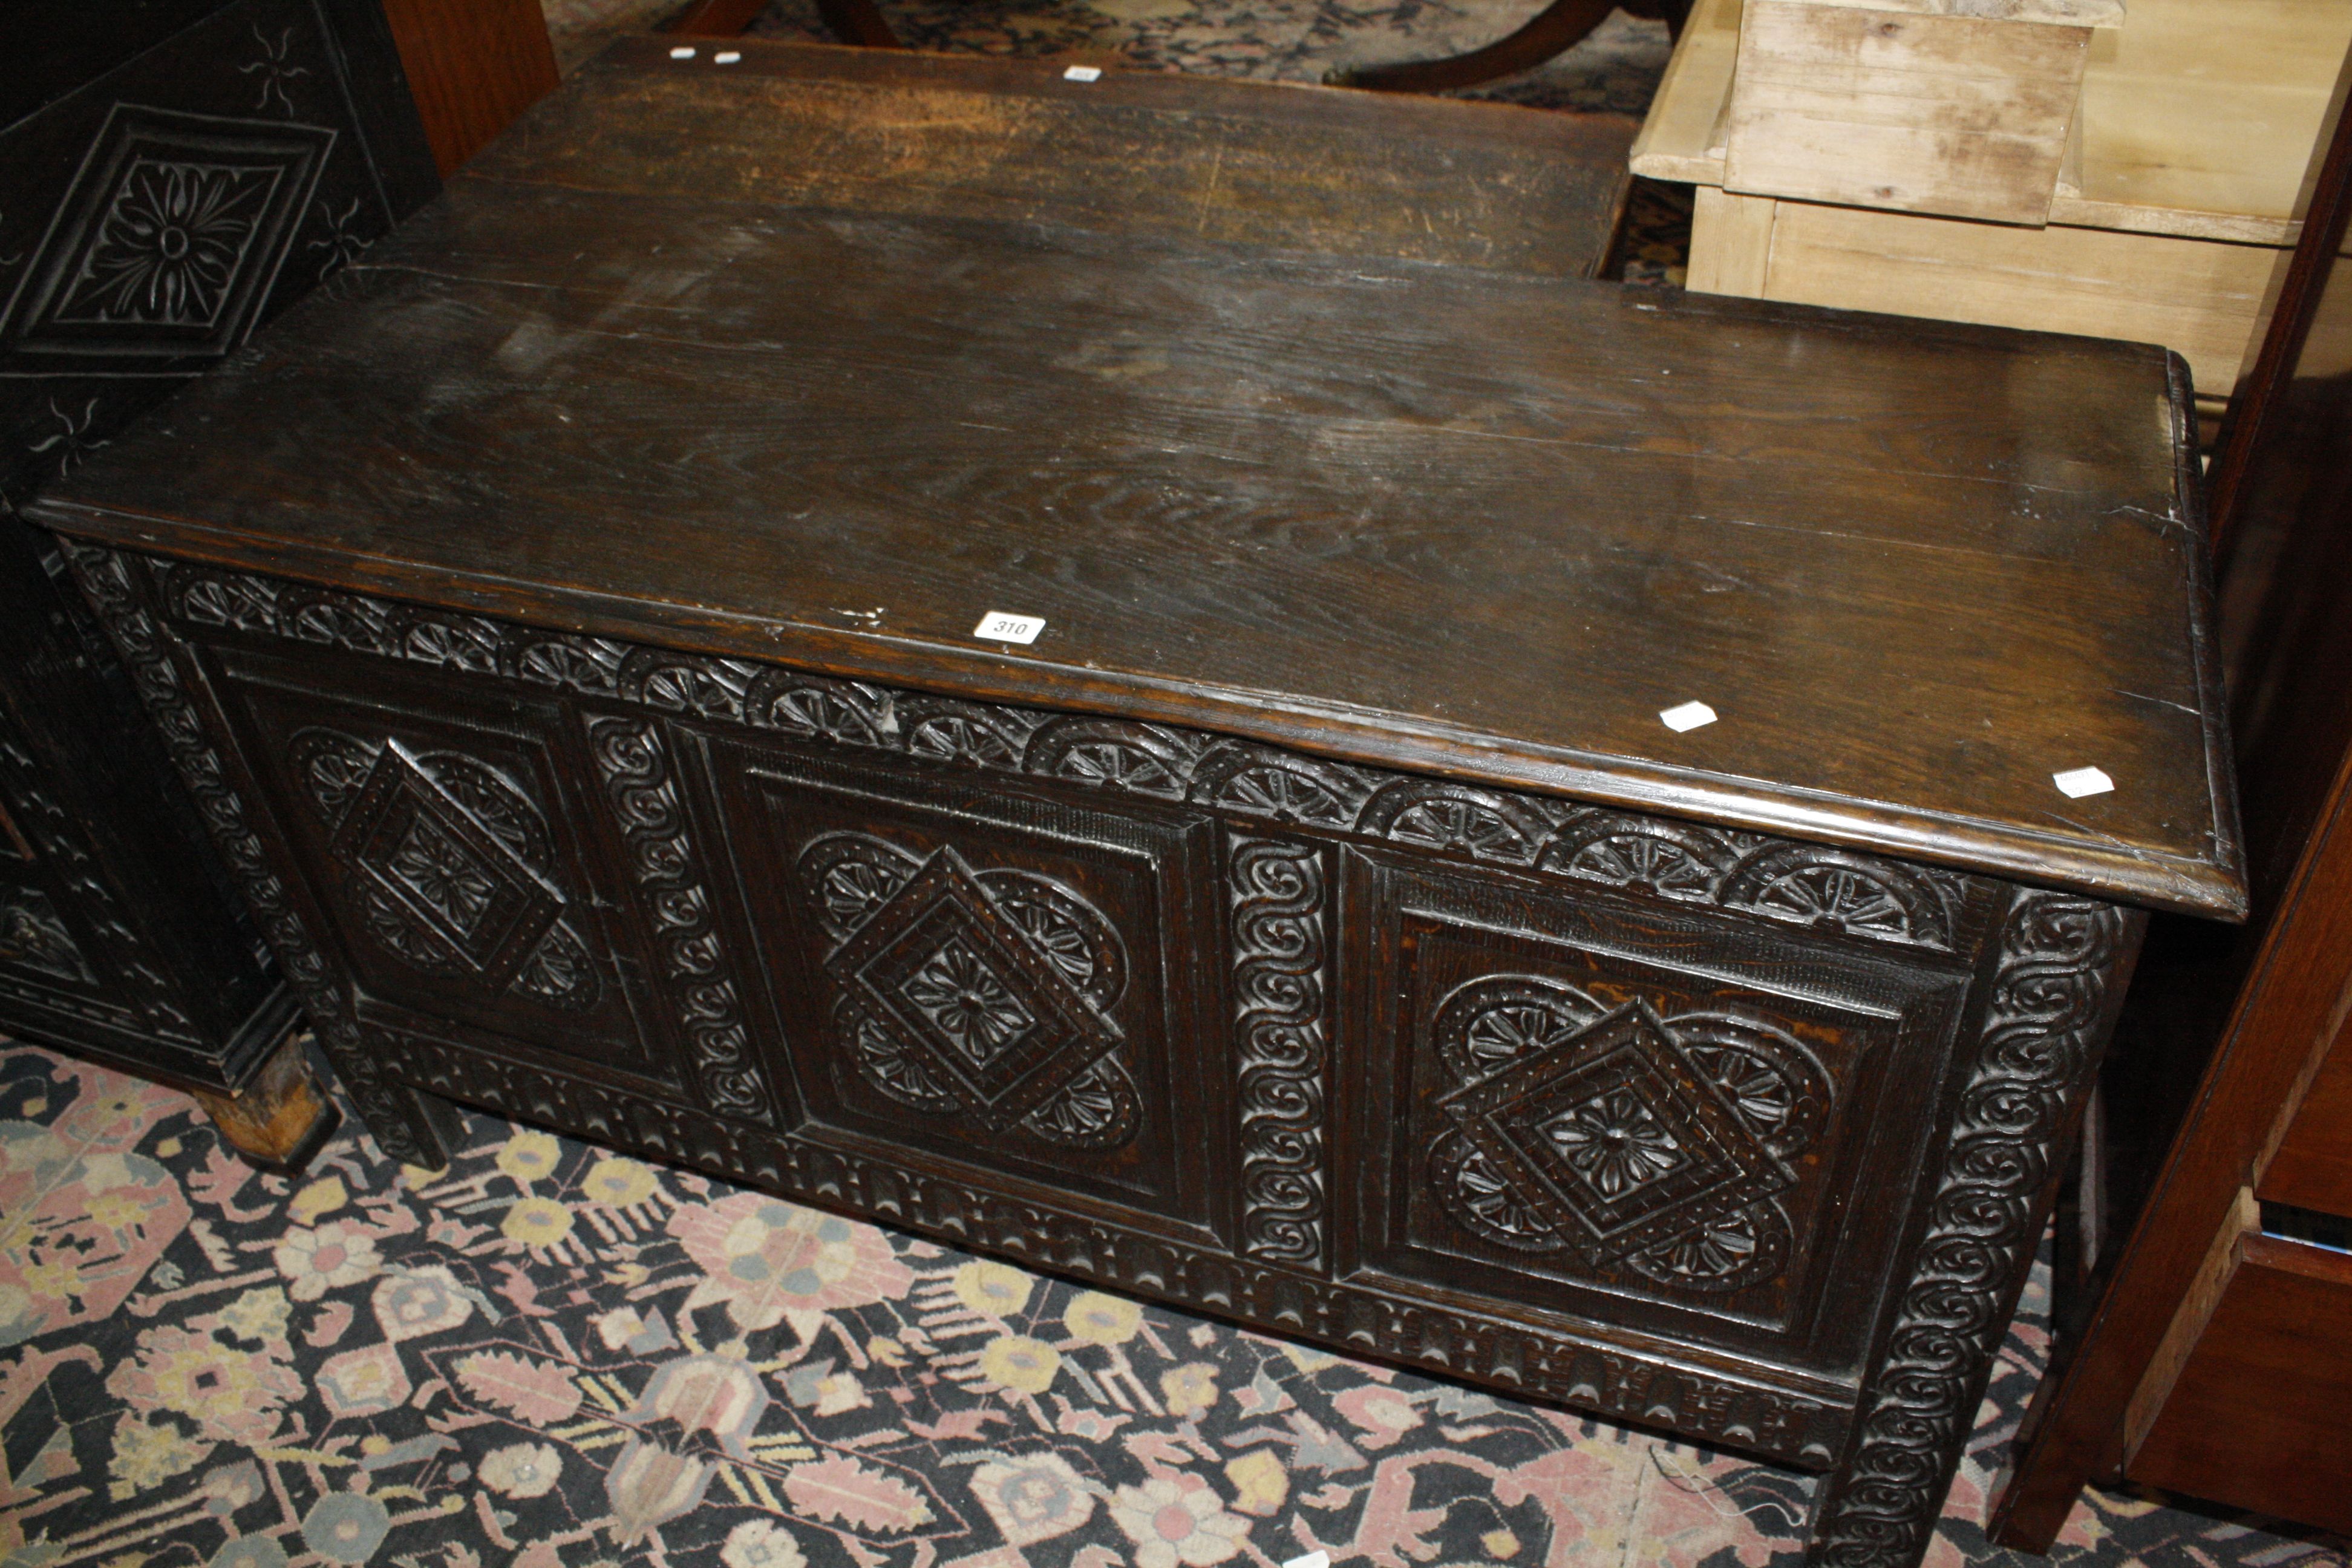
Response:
1,1045,2344,1568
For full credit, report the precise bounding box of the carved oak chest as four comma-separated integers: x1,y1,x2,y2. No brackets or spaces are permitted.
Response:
26,41,2244,1568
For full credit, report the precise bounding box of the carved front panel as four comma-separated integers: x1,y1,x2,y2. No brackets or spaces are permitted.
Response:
207,648,682,1088
1344,849,1972,1371
82,552,2144,1482
710,740,1227,1241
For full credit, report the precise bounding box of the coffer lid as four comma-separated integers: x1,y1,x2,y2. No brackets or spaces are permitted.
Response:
27,42,2245,921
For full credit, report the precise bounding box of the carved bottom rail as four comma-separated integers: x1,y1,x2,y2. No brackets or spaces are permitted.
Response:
365,1014,1852,1465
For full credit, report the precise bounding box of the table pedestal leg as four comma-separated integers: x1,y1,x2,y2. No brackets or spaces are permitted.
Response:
1328,0,1681,94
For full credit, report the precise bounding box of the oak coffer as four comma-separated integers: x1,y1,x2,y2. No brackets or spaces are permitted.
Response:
24,39,2244,1568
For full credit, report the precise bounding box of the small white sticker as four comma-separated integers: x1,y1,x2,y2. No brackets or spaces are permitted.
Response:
1063,64,1104,80
1281,1555,1330,1568
2054,766,2114,799
975,611,1046,645
713,50,742,63
669,45,696,57
1659,701,1717,733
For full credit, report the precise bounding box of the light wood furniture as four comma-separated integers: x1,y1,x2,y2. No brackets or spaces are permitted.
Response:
1635,0,2352,408
1721,0,2122,227
27,41,2244,1568
1991,47,2352,1541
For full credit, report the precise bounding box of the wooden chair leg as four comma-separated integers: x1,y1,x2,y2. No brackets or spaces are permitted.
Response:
668,0,902,47
1326,0,1618,93
188,1032,339,1171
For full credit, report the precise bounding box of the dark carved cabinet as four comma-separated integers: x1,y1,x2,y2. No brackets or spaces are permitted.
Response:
61,547,2149,1546
0,0,439,1155
28,42,2242,1568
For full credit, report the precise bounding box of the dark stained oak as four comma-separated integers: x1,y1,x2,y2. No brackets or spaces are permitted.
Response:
38,124,2241,916
473,39,1636,278
22,42,2243,1568
0,0,436,1133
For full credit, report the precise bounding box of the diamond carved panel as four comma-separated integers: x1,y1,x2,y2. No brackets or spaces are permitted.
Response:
803,834,1141,1146
1429,977,1833,1295
1442,1002,1785,1259
329,740,564,991
3,104,335,361
824,846,1126,1131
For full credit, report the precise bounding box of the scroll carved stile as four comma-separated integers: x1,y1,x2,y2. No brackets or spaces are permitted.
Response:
1228,836,1331,1267
583,715,774,1124
1807,891,2131,1568
57,544,438,1167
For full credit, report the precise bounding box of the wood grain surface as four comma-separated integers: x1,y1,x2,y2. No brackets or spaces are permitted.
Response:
2128,1232,2352,1532
1724,0,2088,224
28,41,2243,920
475,39,1635,276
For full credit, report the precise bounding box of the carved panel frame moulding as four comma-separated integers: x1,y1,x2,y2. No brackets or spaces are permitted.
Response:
60,546,2146,1568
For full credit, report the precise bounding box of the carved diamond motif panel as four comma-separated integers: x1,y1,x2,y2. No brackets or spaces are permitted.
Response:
1430,977,1831,1294
288,728,599,1011
3,104,334,361
803,834,1140,1146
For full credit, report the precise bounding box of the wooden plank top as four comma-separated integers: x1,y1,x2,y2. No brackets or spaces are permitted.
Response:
468,38,1636,277
28,43,2245,919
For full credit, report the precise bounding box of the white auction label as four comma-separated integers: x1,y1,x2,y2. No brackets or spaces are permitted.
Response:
974,611,1046,645
1658,700,1717,733
1063,64,1104,80
2053,766,2114,799
1281,1554,1330,1568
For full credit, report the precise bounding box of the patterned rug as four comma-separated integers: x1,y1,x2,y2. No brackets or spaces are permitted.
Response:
1,1044,2343,1568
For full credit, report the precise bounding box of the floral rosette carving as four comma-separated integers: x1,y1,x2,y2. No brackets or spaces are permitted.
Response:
798,832,1140,1149
1426,975,1832,1296
286,727,599,1011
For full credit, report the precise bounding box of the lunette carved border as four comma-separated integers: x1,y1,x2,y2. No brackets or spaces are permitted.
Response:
1806,890,2134,1567
358,1011,1850,1469
148,560,1985,955
1228,834,1330,1267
